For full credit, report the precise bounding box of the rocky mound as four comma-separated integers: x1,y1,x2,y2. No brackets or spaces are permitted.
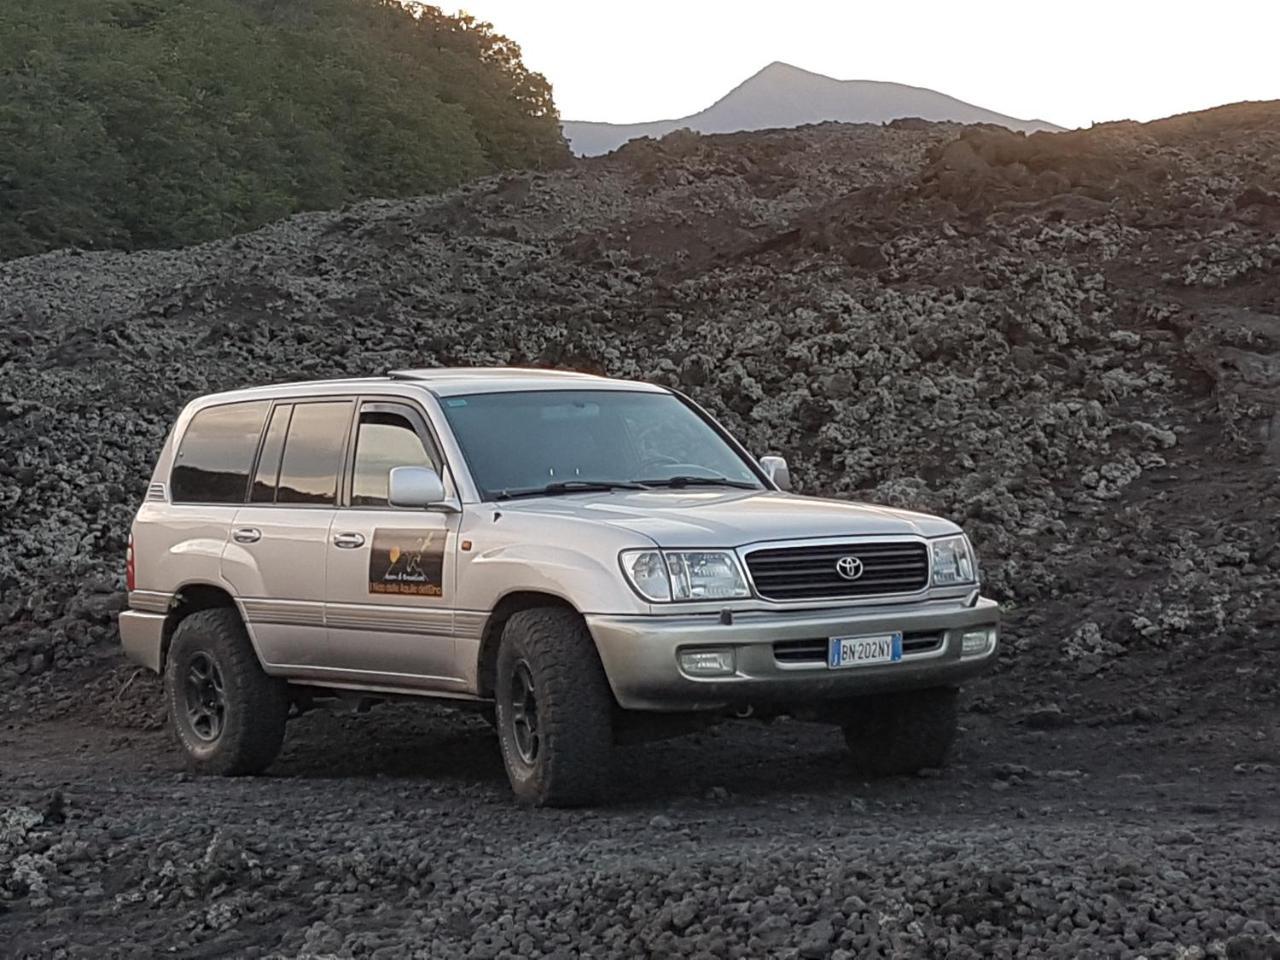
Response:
2,103,1279,718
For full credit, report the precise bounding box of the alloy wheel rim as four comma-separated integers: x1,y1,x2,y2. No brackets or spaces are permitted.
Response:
184,652,227,742
509,659,540,765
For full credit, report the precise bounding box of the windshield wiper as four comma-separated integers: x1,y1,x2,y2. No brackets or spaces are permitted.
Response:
493,480,650,501
636,475,759,490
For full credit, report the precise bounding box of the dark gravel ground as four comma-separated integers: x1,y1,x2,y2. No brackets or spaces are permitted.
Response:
4,666,1280,959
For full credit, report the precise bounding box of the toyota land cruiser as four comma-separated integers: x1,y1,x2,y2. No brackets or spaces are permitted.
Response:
120,368,999,805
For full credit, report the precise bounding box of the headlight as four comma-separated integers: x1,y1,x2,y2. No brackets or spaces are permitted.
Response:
620,549,750,602
931,535,977,586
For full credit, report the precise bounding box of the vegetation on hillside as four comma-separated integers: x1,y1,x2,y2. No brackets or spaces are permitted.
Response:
0,0,568,260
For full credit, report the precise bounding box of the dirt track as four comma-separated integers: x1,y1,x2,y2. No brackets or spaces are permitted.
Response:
4,674,1280,958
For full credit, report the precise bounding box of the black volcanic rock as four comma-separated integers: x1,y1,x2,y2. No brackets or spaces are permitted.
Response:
2,104,1280,726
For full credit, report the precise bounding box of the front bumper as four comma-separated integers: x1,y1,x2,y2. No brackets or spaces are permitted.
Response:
587,597,1000,711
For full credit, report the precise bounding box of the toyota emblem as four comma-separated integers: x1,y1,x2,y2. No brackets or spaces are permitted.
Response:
835,556,864,580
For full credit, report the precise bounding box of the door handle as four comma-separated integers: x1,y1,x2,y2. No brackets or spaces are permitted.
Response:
232,527,261,544
333,532,366,549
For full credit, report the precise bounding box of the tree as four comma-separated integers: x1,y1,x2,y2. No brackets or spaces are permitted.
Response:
0,0,570,260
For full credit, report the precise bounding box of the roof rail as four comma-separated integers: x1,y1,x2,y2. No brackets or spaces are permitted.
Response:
387,366,607,381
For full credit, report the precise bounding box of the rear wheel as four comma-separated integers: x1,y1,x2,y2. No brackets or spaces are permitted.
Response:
841,687,959,776
165,608,289,776
494,608,615,806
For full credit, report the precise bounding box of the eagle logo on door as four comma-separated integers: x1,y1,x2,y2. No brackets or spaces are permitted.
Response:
369,530,445,596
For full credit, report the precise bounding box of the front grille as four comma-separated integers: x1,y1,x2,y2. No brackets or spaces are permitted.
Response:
745,540,929,601
773,631,944,666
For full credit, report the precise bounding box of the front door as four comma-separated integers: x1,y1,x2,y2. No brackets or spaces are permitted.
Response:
221,398,353,670
323,400,462,690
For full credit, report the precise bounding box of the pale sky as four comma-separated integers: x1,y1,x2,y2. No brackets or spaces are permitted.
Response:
448,0,1280,129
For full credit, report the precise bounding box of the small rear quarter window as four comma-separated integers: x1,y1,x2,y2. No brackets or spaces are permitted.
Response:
170,401,271,504
250,404,292,503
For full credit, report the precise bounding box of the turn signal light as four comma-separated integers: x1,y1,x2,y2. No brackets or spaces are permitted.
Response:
126,533,136,592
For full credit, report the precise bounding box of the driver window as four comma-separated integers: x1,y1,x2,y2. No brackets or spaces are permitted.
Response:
351,409,437,507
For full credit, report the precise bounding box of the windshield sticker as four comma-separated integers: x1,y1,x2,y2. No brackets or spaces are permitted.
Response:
368,529,445,597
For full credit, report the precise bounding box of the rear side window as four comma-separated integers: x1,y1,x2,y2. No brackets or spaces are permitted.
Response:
171,401,271,504
275,401,353,505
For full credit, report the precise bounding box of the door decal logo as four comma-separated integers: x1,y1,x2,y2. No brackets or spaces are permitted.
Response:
369,529,445,596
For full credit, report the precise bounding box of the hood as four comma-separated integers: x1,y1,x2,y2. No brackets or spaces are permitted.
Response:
496,489,961,548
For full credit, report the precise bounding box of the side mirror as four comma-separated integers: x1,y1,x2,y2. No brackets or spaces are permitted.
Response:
759,455,791,491
388,465,446,508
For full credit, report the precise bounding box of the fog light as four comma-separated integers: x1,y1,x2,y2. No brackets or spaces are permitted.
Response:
961,629,995,658
678,648,736,677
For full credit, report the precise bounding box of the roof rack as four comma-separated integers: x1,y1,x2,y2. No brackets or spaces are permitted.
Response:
387,366,605,381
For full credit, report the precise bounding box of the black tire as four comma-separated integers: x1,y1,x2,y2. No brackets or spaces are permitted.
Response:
164,607,289,776
841,687,959,777
494,607,615,806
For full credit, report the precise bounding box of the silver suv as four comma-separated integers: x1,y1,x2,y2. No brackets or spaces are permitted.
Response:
120,368,999,805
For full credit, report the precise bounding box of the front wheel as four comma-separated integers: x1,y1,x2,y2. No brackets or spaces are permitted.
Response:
494,608,615,806
164,607,289,776
841,687,959,776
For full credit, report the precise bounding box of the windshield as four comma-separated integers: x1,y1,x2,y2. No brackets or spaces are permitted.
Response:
439,389,764,501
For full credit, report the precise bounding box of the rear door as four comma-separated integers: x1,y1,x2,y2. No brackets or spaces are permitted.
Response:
221,398,354,671
322,399,463,689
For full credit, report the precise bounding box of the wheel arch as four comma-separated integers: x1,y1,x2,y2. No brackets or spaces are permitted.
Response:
476,590,580,699
161,582,243,671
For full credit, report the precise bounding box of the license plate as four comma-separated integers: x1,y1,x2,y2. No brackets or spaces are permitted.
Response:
828,632,903,669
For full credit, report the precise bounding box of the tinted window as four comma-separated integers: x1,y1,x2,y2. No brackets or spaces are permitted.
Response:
250,405,292,503
440,390,760,500
171,401,270,504
276,402,352,505
351,410,436,507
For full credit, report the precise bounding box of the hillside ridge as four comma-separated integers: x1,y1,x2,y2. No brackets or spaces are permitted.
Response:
2,104,1280,730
